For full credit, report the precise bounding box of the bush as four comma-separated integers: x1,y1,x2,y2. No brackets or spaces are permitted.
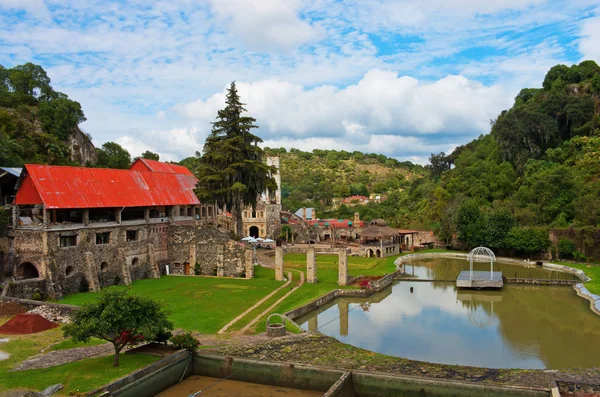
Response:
194,263,201,275
504,227,551,256
170,332,200,351
153,330,173,345
31,291,42,301
558,238,577,258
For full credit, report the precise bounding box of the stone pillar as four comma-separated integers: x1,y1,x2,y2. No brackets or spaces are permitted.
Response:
83,209,90,226
308,316,318,332
338,301,349,336
115,208,122,224
144,208,150,222
84,252,100,291
338,248,348,286
118,248,132,285
306,246,317,284
11,205,19,228
245,249,254,279
216,245,225,277
275,246,284,281
148,244,160,278
168,206,175,222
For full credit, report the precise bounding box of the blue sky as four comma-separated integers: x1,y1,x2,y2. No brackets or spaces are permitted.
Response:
1,0,599,164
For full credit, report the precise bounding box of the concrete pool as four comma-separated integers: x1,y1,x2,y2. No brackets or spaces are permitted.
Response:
296,258,600,369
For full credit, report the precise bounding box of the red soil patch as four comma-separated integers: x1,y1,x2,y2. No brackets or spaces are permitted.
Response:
0,313,59,335
0,302,28,317
351,275,384,286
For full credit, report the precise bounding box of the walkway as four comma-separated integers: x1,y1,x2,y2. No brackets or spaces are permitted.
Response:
217,271,293,334
238,270,305,334
13,343,114,371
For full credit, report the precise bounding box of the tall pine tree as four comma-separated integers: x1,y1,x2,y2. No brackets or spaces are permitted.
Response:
195,82,276,237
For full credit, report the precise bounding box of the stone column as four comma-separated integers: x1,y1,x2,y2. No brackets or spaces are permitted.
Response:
83,209,90,226
84,252,100,291
11,205,19,228
144,208,150,222
308,316,318,332
118,248,132,285
115,208,122,224
216,245,225,277
275,246,284,281
338,248,348,286
148,244,160,278
338,301,349,336
245,249,254,279
306,246,317,284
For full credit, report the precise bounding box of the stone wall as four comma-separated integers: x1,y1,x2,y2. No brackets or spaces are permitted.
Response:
4,278,47,300
5,219,252,299
549,227,600,261
413,230,436,246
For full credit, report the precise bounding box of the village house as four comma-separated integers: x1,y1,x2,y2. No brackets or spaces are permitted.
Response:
0,158,253,300
358,219,401,257
341,195,369,206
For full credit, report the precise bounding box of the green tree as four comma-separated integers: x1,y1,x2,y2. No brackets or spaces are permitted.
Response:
63,289,172,367
504,227,550,256
38,96,86,140
456,200,485,248
484,208,515,250
96,142,132,169
141,150,160,161
194,82,276,237
7,62,53,100
542,64,570,90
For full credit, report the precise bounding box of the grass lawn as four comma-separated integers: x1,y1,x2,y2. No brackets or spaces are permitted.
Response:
559,261,600,295
0,318,159,395
48,337,106,352
56,265,282,333
247,253,399,334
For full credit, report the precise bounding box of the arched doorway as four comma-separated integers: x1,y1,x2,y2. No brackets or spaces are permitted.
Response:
367,249,374,258
131,257,139,267
18,262,39,279
376,249,381,258
249,226,259,238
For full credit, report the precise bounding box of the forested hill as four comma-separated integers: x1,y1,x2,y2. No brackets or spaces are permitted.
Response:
402,60,600,255
0,63,97,166
262,147,426,218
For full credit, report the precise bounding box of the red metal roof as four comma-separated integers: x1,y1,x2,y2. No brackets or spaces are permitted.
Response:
130,158,194,176
15,164,200,209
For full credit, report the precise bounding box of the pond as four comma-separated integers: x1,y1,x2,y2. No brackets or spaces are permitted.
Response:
296,258,600,369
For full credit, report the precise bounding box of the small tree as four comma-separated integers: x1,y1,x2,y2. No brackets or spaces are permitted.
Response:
63,289,172,367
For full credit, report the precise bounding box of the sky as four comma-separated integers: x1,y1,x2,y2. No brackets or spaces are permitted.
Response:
1,0,599,165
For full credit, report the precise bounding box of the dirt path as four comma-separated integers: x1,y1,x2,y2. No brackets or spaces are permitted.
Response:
217,271,293,334
13,343,114,371
238,270,305,334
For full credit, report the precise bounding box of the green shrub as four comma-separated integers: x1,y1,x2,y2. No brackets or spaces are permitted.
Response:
170,332,200,351
153,330,173,345
504,227,551,255
194,263,201,275
31,291,42,301
558,238,577,258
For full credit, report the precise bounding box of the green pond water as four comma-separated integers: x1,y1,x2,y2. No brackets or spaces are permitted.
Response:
297,258,600,369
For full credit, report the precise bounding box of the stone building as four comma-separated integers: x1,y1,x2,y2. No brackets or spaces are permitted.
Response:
358,219,401,258
239,156,282,238
0,158,252,300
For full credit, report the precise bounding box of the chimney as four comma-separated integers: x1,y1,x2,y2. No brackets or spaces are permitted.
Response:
354,212,360,227
312,209,316,221
302,208,307,220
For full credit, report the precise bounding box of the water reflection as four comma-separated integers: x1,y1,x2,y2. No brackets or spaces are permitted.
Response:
297,260,600,369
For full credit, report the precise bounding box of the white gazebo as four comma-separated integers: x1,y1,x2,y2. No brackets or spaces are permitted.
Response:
457,246,503,289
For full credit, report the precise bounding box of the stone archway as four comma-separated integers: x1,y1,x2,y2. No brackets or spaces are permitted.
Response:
367,249,374,258
17,262,39,279
376,249,381,258
249,226,259,238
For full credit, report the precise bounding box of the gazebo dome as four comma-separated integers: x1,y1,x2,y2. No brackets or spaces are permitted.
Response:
370,219,387,226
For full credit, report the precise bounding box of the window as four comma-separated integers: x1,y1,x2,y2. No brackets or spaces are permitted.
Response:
59,235,77,248
96,232,110,245
126,230,138,242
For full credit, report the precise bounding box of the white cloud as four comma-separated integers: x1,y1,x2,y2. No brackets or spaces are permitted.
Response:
579,16,600,62
207,0,321,51
0,0,51,22
177,70,509,159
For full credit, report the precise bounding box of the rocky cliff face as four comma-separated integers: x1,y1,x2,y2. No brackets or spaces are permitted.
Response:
68,127,97,165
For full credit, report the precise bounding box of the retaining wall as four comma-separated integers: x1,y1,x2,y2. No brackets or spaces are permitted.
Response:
0,296,79,316
394,253,590,282
87,349,191,397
